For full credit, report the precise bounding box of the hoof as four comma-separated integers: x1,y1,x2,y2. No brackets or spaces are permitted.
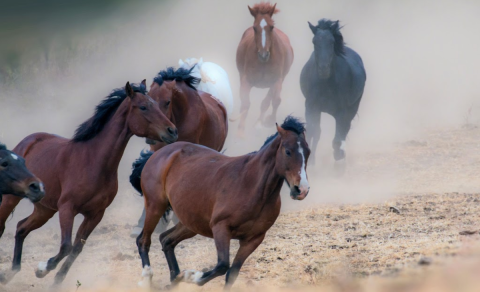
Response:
35,262,50,278
175,269,204,285
0,269,18,285
138,265,153,289
334,158,347,176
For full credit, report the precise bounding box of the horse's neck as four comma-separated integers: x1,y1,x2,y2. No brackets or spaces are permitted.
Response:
173,83,201,124
83,100,132,173
249,136,284,202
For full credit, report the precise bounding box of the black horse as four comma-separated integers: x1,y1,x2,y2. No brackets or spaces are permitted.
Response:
300,19,366,167
0,143,45,205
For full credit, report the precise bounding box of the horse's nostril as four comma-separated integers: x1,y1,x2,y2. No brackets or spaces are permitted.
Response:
167,127,176,135
29,182,40,193
294,186,301,194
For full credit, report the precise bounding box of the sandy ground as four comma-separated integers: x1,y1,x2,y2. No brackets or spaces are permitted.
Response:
1,125,480,292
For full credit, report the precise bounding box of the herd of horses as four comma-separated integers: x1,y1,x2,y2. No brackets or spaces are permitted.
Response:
0,2,366,289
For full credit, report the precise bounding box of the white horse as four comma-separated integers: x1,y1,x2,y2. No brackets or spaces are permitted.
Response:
178,58,234,116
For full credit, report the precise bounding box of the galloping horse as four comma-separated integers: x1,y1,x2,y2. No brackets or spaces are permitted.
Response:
0,81,177,286
179,58,234,116
0,143,44,204
146,67,228,151
235,2,293,136
132,116,310,289
300,19,366,166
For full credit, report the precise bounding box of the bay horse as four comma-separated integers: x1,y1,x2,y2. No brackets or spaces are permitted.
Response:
0,143,44,204
146,67,228,152
132,116,310,289
0,81,177,286
129,67,228,237
179,58,234,116
235,2,294,137
300,19,366,167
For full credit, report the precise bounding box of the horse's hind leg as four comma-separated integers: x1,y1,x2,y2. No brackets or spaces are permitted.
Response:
53,210,105,285
136,198,169,288
262,81,283,127
0,204,54,284
35,204,76,278
160,222,196,283
177,223,231,286
225,234,265,290
0,195,22,239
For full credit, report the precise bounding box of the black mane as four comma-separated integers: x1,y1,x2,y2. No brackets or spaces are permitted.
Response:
315,19,345,56
72,83,147,142
152,67,200,90
0,143,7,151
258,115,306,150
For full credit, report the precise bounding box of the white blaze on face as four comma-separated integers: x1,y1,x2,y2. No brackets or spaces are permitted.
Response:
10,153,18,160
297,141,309,189
260,19,267,48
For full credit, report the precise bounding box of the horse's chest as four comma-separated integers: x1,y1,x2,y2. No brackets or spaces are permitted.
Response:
247,64,282,88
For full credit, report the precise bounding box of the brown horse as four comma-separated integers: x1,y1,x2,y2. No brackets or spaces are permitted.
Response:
235,2,294,137
131,116,310,289
0,143,44,204
0,81,177,286
147,67,228,152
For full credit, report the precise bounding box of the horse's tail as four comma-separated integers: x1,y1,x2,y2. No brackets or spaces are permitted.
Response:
129,150,154,196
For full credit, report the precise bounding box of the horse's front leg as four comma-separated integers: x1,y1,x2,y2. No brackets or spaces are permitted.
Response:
35,204,76,278
225,234,265,290
176,223,231,286
53,210,105,285
262,80,283,127
237,77,252,138
305,98,321,166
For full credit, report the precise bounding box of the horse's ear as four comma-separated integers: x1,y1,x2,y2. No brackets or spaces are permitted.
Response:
308,21,317,34
276,123,287,138
125,82,134,98
179,59,185,67
269,3,277,17
248,5,255,16
141,79,147,87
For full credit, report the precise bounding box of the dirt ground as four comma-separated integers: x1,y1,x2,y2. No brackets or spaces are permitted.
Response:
1,125,480,292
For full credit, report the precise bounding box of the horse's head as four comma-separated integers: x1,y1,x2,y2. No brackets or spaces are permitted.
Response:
0,145,45,203
275,117,310,200
126,80,178,144
308,19,345,79
248,3,279,63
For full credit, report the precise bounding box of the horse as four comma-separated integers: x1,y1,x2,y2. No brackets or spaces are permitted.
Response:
178,57,234,116
300,19,366,167
146,67,228,152
0,143,45,204
0,81,177,286
129,66,229,238
132,116,310,289
235,2,294,137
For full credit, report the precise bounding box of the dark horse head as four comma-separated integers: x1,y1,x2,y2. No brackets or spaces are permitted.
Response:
0,143,45,203
248,2,279,62
308,19,345,79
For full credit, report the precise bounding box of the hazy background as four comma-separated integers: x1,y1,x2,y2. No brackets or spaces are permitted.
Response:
1,0,480,224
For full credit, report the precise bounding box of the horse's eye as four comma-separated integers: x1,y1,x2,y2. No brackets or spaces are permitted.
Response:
140,106,147,111
165,101,171,107
1,161,8,167
285,149,291,157
253,27,257,32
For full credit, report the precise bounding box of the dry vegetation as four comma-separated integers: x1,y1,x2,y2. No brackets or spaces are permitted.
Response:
1,126,480,292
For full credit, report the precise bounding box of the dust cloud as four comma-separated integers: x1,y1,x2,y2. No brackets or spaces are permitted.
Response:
0,1,479,289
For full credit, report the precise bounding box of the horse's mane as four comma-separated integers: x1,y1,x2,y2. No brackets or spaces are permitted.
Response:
0,143,7,151
251,2,280,15
72,83,147,142
314,19,345,56
153,67,200,90
259,116,306,150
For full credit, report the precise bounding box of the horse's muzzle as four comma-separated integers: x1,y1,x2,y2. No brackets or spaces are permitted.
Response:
290,185,309,201
160,127,178,144
258,51,270,62
25,181,45,203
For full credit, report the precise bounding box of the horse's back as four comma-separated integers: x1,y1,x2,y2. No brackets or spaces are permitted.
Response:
13,132,66,158
200,62,234,115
